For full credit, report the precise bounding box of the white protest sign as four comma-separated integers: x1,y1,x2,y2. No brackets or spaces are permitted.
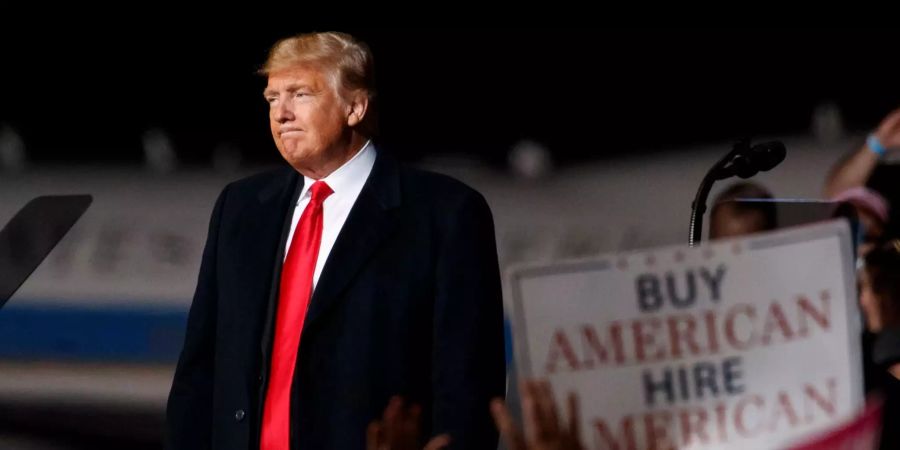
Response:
508,220,863,450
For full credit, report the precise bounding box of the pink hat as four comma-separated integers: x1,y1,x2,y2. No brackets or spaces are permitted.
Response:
831,187,890,224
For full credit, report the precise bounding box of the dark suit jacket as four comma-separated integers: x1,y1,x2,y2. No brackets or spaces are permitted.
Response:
166,152,506,449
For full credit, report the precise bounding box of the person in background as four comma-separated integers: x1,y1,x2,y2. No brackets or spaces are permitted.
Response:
825,107,900,200
858,238,900,449
709,181,776,240
825,107,900,241
831,187,890,257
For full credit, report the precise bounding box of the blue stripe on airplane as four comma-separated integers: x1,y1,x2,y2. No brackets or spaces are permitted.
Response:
0,303,188,363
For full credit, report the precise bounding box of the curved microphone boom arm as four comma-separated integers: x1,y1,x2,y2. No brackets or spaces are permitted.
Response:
688,139,786,247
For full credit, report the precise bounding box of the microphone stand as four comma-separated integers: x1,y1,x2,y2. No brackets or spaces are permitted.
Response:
689,140,754,247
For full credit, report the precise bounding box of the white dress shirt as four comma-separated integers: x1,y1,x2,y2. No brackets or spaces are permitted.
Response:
283,140,376,289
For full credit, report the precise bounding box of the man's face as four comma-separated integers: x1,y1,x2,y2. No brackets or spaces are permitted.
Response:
264,65,352,175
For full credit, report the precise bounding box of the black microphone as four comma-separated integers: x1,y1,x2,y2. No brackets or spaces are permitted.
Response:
716,140,786,180
750,141,786,172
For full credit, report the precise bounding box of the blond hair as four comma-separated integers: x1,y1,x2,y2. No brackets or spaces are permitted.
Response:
262,31,377,136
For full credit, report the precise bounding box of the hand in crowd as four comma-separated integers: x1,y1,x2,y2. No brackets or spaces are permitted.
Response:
873,107,900,151
367,396,450,450
490,379,584,450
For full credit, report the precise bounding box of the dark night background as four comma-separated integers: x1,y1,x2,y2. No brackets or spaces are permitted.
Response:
1,27,898,168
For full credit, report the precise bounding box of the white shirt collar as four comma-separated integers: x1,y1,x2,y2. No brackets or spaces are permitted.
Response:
297,140,375,204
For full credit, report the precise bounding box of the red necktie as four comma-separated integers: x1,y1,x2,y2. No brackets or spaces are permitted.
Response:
260,180,333,450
